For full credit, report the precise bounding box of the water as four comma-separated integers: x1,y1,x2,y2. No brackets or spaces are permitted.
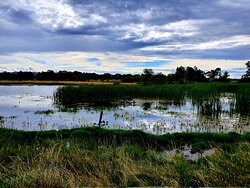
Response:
0,85,249,134
162,145,216,161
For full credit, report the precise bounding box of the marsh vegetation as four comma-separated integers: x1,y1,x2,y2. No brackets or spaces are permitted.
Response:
54,83,250,117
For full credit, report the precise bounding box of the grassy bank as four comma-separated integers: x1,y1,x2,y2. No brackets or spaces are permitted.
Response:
1,127,249,150
0,127,249,187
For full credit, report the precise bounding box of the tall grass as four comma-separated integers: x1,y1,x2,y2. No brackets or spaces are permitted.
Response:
54,83,250,116
54,84,188,106
234,86,250,115
0,127,249,187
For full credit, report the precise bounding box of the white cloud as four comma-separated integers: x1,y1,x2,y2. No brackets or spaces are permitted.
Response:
1,0,106,29
115,19,217,42
141,35,250,51
0,55,48,72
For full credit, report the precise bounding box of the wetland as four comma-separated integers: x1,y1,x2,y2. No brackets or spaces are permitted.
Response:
0,83,249,134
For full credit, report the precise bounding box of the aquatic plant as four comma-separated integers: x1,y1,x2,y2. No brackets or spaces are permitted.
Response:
234,86,250,116
58,107,79,113
34,110,54,115
54,83,250,117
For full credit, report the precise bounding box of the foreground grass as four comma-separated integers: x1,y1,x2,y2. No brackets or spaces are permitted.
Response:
0,127,249,187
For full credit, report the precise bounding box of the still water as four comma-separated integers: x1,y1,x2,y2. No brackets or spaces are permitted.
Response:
0,85,249,134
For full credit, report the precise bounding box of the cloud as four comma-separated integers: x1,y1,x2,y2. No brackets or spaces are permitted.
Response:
113,19,215,43
217,0,250,9
0,0,249,75
0,0,106,30
141,35,250,51
0,52,247,78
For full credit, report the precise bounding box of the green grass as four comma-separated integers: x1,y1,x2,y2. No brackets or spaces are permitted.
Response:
0,127,249,150
0,127,249,187
54,83,250,116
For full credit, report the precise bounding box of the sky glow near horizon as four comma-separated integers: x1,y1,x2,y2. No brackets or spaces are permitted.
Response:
0,0,250,77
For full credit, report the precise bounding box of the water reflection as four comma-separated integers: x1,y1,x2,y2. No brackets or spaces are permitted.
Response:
0,85,249,134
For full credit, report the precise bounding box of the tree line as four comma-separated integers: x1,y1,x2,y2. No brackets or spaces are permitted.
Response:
0,70,141,83
0,61,249,83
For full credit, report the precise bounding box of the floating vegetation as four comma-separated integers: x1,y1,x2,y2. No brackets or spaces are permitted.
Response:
114,112,135,121
58,107,79,113
34,110,54,115
7,116,17,119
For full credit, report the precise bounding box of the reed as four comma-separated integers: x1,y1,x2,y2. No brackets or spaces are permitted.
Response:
54,83,250,116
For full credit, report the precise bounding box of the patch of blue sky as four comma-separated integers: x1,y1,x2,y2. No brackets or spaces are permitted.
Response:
85,57,101,62
122,60,171,68
85,57,101,66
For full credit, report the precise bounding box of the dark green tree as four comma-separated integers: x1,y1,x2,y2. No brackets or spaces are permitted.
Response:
240,61,250,82
244,61,250,78
141,69,154,84
219,71,230,82
206,68,221,81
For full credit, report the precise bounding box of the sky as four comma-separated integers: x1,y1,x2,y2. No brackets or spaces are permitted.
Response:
0,0,250,77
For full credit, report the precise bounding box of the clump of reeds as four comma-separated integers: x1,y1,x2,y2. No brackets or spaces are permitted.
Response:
54,83,250,116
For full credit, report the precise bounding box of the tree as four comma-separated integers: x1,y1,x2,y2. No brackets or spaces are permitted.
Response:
166,66,207,82
175,66,185,82
243,61,250,78
240,61,250,82
153,72,167,84
206,68,221,81
219,71,230,82
143,69,154,76
141,69,154,84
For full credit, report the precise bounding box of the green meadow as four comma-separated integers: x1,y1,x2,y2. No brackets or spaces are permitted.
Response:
0,127,249,187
